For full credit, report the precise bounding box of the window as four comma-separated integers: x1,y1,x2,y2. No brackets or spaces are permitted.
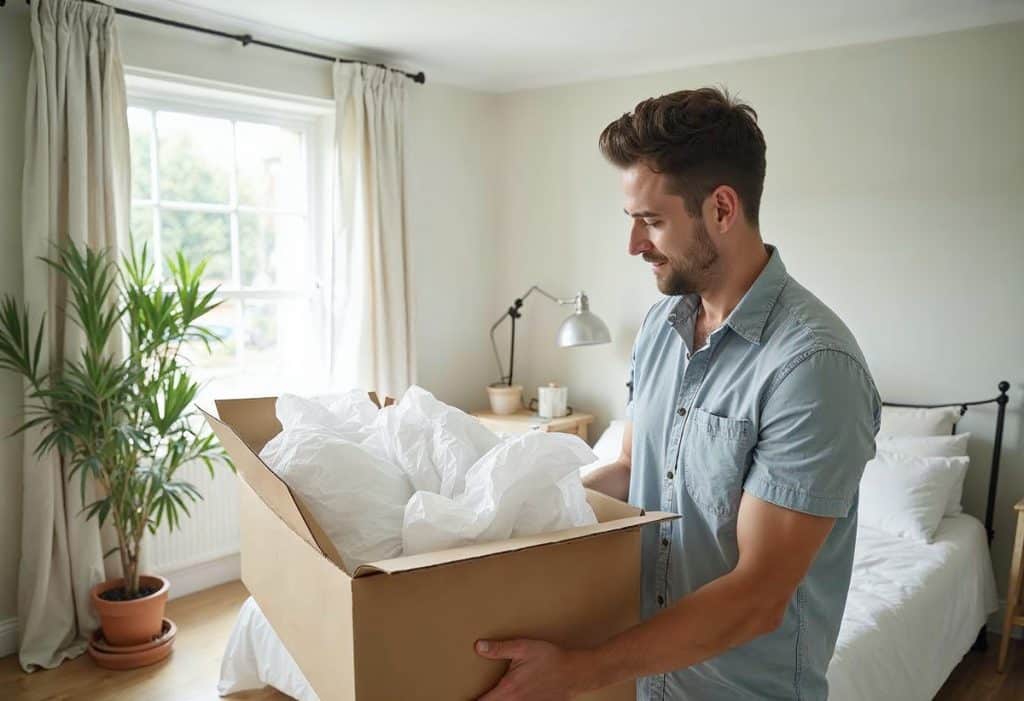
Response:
127,76,332,398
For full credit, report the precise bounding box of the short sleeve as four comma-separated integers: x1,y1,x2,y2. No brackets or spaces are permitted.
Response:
625,300,667,420
743,349,880,518
625,342,636,419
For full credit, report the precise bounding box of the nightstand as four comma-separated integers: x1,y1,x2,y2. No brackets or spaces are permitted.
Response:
472,409,594,443
998,497,1024,672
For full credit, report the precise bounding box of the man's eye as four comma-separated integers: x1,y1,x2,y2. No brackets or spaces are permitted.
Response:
644,220,660,227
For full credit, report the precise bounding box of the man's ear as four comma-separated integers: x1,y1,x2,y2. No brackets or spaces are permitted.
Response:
708,185,741,233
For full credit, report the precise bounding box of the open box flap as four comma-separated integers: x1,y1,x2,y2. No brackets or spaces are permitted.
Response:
200,404,345,569
585,487,644,521
353,509,678,577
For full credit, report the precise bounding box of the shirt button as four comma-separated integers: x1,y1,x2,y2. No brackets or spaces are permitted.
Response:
667,471,674,479
657,595,665,606
661,537,669,546
677,406,686,416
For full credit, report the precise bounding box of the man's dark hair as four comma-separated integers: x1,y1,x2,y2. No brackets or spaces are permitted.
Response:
599,87,767,226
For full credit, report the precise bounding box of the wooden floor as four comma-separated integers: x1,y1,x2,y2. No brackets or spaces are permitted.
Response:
1,581,287,701
1,579,1022,700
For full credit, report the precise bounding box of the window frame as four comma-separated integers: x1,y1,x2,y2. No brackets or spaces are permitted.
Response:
125,69,335,390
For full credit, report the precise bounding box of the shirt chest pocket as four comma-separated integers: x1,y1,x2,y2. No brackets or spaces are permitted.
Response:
681,407,755,516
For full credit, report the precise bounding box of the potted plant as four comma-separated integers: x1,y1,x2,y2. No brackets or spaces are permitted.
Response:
0,240,231,668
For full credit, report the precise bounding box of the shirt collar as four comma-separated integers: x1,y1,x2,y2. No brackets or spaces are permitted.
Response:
724,245,788,344
669,245,788,346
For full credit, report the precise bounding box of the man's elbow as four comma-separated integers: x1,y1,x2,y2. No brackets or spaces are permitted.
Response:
618,449,632,471
751,599,788,637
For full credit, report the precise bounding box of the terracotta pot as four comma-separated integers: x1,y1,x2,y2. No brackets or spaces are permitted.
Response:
90,575,169,646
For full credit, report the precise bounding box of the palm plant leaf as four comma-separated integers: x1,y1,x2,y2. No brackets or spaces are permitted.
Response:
0,239,233,596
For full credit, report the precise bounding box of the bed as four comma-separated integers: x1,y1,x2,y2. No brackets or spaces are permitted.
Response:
218,382,1009,700
829,515,997,699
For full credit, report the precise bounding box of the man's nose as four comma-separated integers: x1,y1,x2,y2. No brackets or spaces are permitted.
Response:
628,219,651,257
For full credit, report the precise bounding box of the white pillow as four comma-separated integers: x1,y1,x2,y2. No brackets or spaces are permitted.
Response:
581,420,626,477
876,433,970,458
879,406,960,438
858,451,968,543
876,433,971,516
593,420,626,462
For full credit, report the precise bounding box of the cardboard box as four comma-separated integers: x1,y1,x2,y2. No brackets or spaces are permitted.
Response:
202,395,676,700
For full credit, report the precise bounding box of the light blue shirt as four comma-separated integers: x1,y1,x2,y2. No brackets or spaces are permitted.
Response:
627,246,880,700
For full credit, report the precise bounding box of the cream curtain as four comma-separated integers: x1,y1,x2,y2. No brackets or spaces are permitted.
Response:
331,63,414,399
18,0,130,671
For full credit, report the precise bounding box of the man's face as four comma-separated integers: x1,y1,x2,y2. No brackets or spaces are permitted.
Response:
622,163,718,296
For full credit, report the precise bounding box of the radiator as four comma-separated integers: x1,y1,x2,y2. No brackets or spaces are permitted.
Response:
143,458,241,586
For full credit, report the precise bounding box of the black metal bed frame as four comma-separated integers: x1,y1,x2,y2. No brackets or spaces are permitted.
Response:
881,380,1010,652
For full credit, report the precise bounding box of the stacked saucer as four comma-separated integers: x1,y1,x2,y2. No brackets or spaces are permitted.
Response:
87,618,177,670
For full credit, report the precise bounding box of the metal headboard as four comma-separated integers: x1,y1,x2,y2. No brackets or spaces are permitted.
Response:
882,380,1010,545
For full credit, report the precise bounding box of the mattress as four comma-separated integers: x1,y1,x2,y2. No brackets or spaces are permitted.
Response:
218,515,998,701
827,514,998,700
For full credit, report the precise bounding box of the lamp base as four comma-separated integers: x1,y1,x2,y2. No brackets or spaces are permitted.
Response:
486,383,523,415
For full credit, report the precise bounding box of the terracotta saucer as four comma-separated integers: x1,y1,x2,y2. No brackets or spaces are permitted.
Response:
87,618,176,670
90,618,176,655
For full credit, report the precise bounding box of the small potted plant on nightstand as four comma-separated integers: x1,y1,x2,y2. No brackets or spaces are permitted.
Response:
0,241,232,669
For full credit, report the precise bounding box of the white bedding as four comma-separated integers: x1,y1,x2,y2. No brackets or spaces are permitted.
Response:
219,514,998,701
827,514,998,700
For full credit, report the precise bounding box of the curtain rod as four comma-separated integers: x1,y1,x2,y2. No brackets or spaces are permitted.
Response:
3,0,426,84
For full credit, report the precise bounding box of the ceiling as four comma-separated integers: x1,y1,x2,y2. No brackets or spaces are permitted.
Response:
114,0,1024,92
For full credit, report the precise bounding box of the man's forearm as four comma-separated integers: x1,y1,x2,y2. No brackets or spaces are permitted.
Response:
581,460,630,501
572,568,784,693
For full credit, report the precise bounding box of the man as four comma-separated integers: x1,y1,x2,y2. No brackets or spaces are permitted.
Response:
474,87,880,700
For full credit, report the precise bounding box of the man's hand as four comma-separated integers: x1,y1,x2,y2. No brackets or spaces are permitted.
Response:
474,638,588,700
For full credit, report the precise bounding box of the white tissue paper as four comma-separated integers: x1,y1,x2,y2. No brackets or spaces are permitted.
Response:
258,385,598,573
260,425,412,573
402,431,598,555
367,385,501,496
276,391,380,440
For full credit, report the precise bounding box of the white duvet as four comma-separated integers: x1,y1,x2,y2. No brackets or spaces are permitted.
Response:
219,514,998,700
827,513,997,700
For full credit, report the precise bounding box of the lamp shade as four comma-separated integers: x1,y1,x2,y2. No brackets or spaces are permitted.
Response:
555,292,611,347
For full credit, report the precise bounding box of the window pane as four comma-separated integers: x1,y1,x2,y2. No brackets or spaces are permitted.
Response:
130,205,154,255
241,299,313,375
159,209,232,285
238,213,307,288
242,300,278,368
128,107,152,199
157,111,232,204
236,122,305,211
182,297,239,370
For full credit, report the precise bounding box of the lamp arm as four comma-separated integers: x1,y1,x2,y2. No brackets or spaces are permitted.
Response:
489,311,511,384
520,285,576,306
489,285,580,386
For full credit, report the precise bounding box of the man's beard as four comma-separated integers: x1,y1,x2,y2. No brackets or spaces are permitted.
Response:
652,218,719,296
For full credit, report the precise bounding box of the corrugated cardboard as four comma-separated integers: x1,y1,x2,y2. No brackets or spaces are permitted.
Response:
203,396,678,700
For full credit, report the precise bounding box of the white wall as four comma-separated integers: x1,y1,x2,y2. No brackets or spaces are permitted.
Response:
494,22,1024,610
0,9,31,625
405,85,500,409
0,8,499,626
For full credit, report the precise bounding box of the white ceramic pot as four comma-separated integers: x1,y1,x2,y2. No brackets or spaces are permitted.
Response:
486,383,523,415
537,383,569,418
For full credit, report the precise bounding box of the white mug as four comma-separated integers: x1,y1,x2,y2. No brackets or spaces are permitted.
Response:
537,383,569,419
